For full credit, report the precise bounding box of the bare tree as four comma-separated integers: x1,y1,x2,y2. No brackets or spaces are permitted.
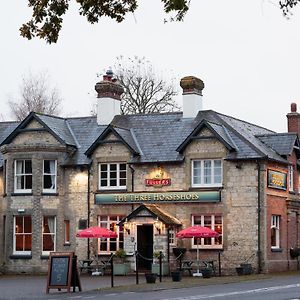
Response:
280,0,300,18
113,56,180,115
8,71,62,121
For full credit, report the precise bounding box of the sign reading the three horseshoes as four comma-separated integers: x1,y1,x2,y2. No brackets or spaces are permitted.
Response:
95,191,220,204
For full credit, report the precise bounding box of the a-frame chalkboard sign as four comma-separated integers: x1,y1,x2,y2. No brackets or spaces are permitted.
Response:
46,252,82,293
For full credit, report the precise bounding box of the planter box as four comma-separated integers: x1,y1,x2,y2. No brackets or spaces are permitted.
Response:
113,263,130,275
171,271,182,282
145,273,157,283
151,263,169,276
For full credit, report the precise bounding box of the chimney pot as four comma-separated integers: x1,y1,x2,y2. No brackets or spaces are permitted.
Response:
291,102,297,113
181,75,204,118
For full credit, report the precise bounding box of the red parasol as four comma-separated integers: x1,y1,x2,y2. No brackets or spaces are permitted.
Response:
76,226,117,238
176,226,219,276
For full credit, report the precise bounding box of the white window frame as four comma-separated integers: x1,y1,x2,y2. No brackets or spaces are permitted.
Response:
289,165,294,192
98,163,127,190
168,227,176,246
192,159,222,187
42,216,56,256
97,215,124,254
43,160,57,193
13,215,32,255
192,215,223,249
14,159,32,193
271,215,280,249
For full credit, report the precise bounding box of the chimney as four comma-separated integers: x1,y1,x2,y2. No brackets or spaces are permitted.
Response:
180,76,204,118
95,69,124,125
287,102,300,136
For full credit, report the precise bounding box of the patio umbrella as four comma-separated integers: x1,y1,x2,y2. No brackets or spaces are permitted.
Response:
76,226,117,238
176,225,219,276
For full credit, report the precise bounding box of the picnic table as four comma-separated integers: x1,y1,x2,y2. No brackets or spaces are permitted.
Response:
177,260,216,276
79,257,112,275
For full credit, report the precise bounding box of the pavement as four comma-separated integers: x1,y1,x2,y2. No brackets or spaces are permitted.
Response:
0,271,299,299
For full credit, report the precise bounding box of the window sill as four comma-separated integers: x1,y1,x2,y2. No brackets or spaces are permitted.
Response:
189,187,223,191
40,255,49,260
271,248,283,252
42,193,59,196
97,189,127,193
11,193,33,196
10,254,32,259
64,243,71,247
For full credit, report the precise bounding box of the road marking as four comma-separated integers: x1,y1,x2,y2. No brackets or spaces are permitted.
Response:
161,283,300,300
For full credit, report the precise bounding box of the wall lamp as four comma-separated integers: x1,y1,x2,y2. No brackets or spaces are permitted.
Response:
124,218,130,234
154,217,162,235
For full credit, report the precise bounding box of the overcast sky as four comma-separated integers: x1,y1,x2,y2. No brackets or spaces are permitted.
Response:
1,0,300,132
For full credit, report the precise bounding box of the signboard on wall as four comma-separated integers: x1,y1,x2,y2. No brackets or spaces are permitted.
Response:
267,170,287,190
95,191,221,204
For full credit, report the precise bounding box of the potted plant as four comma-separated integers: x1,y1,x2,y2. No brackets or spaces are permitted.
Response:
113,249,130,275
151,251,169,276
145,272,157,283
171,270,182,282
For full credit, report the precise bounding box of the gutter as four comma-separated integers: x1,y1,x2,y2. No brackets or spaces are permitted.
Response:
87,163,91,260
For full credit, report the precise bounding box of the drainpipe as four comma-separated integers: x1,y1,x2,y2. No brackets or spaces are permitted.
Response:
87,164,91,260
129,164,135,211
257,161,262,273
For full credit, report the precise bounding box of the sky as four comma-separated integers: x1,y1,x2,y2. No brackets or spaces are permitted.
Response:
1,0,300,133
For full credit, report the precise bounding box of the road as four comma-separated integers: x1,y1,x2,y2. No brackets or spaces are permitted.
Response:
45,274,300,300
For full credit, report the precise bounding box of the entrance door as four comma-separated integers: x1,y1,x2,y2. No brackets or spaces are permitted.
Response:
137,225,153,270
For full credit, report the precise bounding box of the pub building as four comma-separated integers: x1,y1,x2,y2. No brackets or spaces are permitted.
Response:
1,70,300,275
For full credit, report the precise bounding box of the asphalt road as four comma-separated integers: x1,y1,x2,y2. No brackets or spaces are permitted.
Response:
2,272,300,300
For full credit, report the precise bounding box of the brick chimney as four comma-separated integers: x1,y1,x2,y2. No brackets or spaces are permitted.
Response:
95,69,124,125
180,76,204,118
287,102,300,135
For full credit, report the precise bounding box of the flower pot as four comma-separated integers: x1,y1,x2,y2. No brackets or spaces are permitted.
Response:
200,268,212,278
236,267,244,276
113,263,130,275
240,263,252,275
171,271,182,282
145,273,157,283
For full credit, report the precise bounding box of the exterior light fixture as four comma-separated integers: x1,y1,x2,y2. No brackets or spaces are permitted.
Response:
124,218,130,234
154,217,161,235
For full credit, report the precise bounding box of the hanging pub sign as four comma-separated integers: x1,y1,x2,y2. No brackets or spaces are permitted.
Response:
267,170,287,191
145,166,171,187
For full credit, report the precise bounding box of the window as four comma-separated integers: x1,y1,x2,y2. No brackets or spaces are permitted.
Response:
289,165,294,192
14,216,32,254
168,227,176,246
192,159,222,187
42,216,56,255
14,160,32,193
98,216,124,253
99,163,127,190
64,220,70,244
192,215,223,248
271,215,280,249
43,160,57,193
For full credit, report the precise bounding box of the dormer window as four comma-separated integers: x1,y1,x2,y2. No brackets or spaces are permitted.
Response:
99,163,127,190
192,159,222,187
14,160,32,193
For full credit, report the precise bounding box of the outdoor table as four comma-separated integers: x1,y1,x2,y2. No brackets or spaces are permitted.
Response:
178,260,216,276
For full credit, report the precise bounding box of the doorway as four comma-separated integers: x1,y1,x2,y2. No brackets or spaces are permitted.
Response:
137,225,153,270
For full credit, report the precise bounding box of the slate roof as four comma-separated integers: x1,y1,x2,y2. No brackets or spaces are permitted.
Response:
0,109,298,167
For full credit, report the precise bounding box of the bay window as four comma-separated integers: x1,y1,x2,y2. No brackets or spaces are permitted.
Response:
97,215,124,253
192,159,222,187
43,160,57,193
99,163,127,190
14,160,32,193
42,216,56,255
192,214,223,248
14,216,32,254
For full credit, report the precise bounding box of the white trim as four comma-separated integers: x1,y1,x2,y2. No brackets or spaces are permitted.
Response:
98,163,127,190
191,159,223,188
14,159,32,193
13,215,32,255
42,160,57,193
42,216,56,256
